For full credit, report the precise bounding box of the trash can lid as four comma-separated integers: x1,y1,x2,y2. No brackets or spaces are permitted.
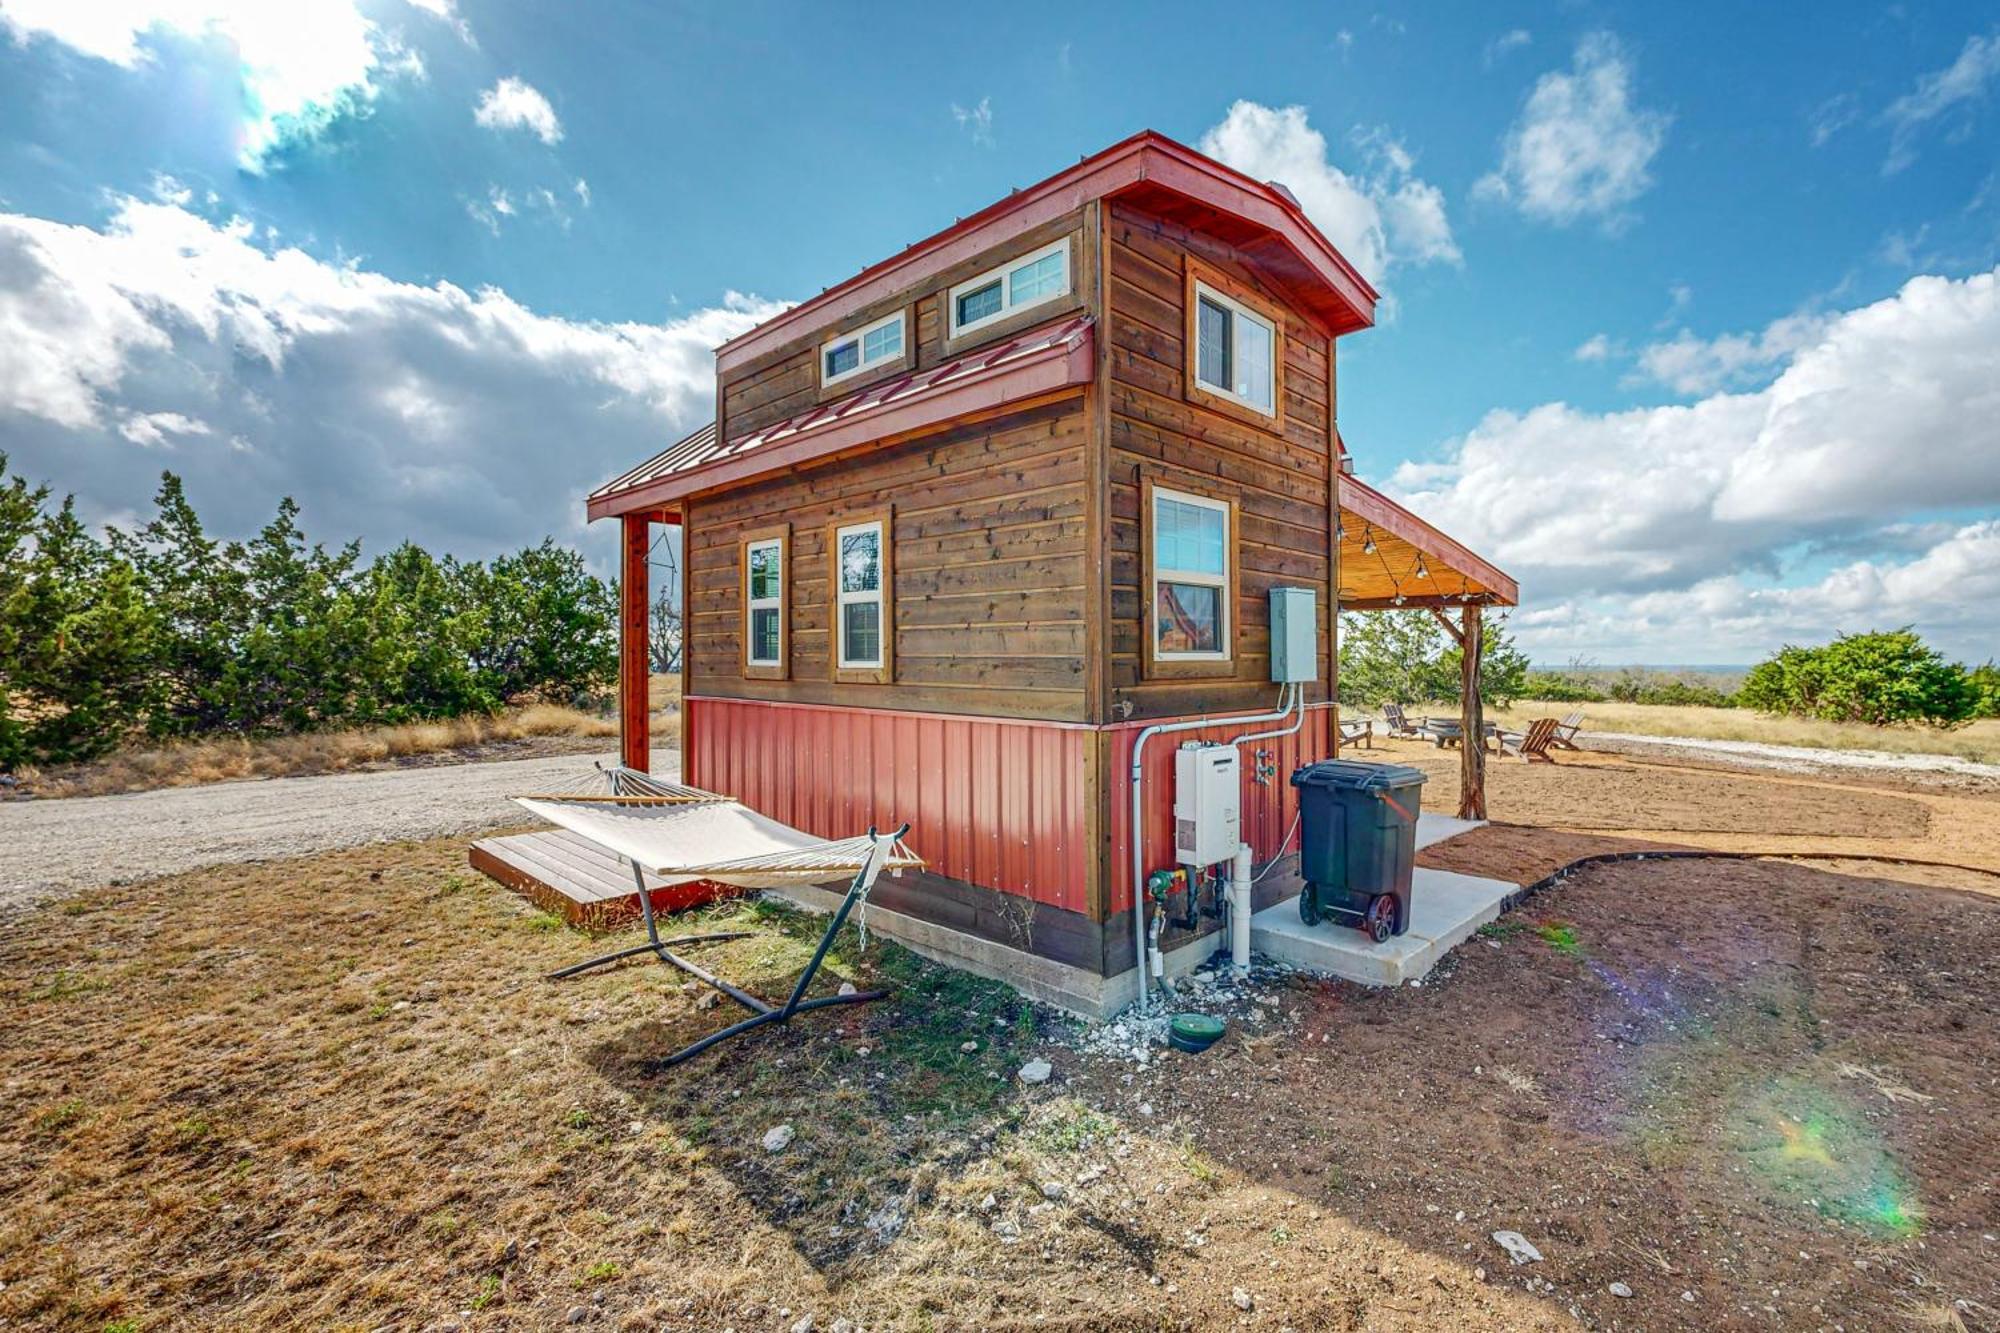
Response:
1289,758,1427,791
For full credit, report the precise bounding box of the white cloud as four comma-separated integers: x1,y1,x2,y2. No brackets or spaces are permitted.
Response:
0,0,424,170
399,0,473,45
1530,521,2000,663
1200,101,1459,284
1632,310,1830,395
1573,333,1619,362
475,76,562,145
1389,268,2000,660
574,178,592,208
1474,32,1670,228
1883,29,2000,173
1484,28,1531,66
0,197,785,556
951,97,993,146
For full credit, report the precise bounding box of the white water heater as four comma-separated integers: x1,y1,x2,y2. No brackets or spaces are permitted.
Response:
1173,743,1241,868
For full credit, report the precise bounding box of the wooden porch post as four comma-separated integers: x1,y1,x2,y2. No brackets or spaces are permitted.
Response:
1459,603,1485,820
619,512,651,773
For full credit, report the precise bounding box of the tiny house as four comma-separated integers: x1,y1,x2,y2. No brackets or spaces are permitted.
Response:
570,132,1515,1014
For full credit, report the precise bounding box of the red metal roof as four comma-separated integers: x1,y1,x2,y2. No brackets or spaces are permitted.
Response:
589,314,1095,520
716,130,1379,374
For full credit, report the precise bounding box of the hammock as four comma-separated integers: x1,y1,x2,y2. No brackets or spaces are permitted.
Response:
518,765,919,1068
513,771,922,889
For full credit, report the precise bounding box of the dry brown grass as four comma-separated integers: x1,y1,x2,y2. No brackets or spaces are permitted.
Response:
1479,700,2000,765
18,700,682,801
0,838,1577,1332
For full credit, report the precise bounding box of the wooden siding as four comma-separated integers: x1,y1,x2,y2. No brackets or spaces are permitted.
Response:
685,695,1092,917
1103,200,1338,722
719,208,1095,447
687,398,1093,720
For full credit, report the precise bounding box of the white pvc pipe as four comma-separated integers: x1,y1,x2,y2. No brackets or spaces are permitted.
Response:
1228,843,1253,976
1128,682,1300,1012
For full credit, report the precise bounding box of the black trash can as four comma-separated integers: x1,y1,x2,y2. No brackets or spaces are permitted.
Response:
1289,759,1426,942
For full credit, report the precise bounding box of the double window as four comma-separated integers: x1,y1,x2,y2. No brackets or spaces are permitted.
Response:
1192,281,1277,416
832,515,893,680
1150,486,1232,664
821,310,905,388
740,527,788,679
948,238,1070,337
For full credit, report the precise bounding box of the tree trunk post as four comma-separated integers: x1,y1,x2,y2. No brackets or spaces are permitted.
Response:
620,513,651,773
1459,603,1485,820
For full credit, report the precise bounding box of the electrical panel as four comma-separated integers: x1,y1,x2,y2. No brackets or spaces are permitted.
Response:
1269,585,1318,684
1174,743,1241,868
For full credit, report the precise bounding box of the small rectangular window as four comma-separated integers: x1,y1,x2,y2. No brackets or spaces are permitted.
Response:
742,530,787,678
955,280,1003,329
1190,280,1277,416
947,237,1070,337
821,309,905,388
1151,488,1231,662
836,520,885,670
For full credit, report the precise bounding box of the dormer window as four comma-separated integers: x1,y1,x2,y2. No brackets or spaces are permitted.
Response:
1192,282,1276,416
948,238,1070,337
821,310,905,388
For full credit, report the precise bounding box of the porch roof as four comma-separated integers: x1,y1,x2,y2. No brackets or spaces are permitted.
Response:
1336,473,1517,610
587,314,1095,521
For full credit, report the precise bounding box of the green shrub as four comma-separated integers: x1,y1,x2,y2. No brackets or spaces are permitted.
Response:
1739,629,1978,728
1520,671,1607,703
0,456,619,770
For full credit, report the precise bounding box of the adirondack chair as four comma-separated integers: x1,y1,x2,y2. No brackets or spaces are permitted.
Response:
1382,702,1422,738
1500,717,1561,763
1551,710,1586,750
1338,717,1374,750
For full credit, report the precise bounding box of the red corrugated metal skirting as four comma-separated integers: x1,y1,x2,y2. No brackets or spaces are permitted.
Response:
685,695,1334,928
686,696,1092,916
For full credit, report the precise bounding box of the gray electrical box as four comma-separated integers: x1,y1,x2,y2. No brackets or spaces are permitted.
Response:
1269,586,1318,683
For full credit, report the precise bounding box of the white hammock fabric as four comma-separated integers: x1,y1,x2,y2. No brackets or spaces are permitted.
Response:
513,770,922,889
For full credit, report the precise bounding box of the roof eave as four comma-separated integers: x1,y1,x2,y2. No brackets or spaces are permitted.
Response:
715,131,1376,373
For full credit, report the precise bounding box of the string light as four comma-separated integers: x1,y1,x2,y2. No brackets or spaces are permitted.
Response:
1361,527,1377,555
1414,555,1431,580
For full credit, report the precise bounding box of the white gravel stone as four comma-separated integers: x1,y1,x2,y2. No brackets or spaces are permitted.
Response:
1018,1058,1053,1084
1492,1231,1543,1265
1609,1282,1633,1298
762,1124,796,1153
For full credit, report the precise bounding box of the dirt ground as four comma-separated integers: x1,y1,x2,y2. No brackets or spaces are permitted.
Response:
1370,736,2000,892
4,820,1998,1332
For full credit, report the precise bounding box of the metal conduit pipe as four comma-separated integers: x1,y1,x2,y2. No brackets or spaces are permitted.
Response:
1127,681,1300,1013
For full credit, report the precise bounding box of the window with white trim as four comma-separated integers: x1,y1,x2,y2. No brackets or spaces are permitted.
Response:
1192,282,1276,416
1151,488,1230,660
947,238,1071,337
745,537,784,666
821,310,905,387
835,519,886,669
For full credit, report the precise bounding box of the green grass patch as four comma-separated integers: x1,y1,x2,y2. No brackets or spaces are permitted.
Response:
30,970,107,1002
1030,1102,1116,1155
1535,921,1582,956
30,1099,88,1138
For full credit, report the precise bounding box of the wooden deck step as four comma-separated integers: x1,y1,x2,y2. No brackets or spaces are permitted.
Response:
469,828,738,928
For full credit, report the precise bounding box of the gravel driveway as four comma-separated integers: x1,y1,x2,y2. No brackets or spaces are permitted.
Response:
0,747,680,917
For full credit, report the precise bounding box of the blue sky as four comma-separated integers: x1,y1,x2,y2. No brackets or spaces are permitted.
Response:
1,0,1995,663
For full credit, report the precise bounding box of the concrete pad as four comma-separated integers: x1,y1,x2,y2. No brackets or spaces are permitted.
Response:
1415,812,1484,850
1249,865,1515,987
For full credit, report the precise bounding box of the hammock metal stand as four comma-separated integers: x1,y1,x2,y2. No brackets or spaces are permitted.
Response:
650,822,904,1069
532,768,906,1067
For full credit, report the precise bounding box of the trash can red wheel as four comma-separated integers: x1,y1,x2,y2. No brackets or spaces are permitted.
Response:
1298,886,1322,927
1364,894,1398,943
